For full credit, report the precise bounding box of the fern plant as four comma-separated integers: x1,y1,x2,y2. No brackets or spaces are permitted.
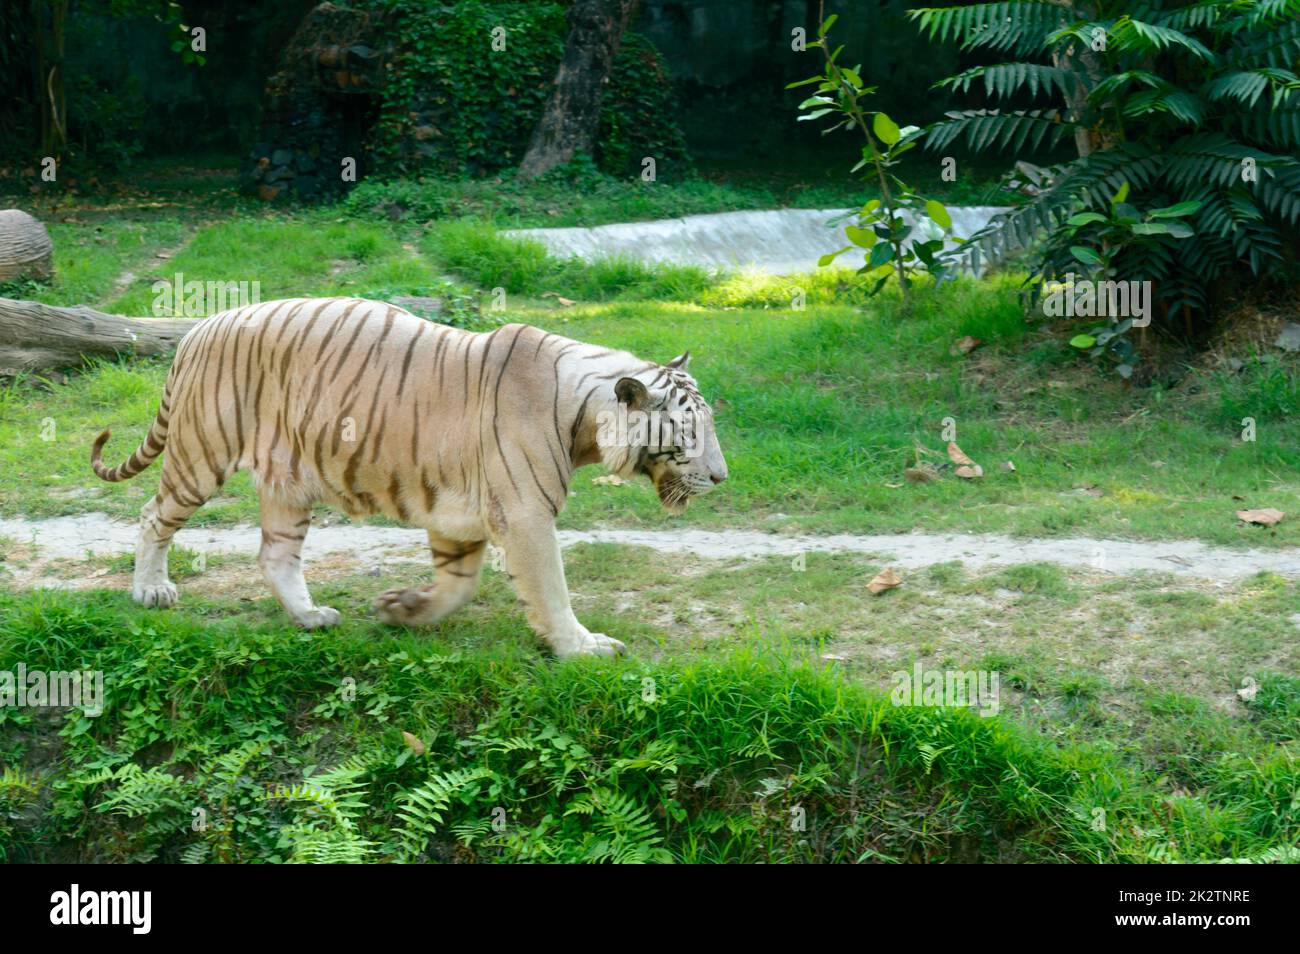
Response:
911,0,1300,345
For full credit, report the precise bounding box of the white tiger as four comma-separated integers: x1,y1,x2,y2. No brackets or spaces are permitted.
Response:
91,298,728,657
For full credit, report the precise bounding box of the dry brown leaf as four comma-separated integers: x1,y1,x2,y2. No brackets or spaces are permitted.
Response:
904,463,939,483
1237,508,1284,527
868,567,902,595
401,731,426,756
821,653,849,663
556,296,576,307
947,442,976,466
955,464,984,479
592,474,627,486
1000,460,1016,473
950,335,982,356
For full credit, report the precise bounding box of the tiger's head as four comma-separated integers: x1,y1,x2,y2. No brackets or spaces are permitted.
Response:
604,352,727,513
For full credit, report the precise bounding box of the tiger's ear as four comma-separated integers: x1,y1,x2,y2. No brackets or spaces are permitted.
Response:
667,351,691,371
615,377,650,409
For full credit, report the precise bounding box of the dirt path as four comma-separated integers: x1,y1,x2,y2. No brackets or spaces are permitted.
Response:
2,512,1297,583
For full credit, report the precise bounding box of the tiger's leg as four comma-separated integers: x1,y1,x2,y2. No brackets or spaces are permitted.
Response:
497,520,626,658
374,534,486,626
257,491,339,630
133,458,220,608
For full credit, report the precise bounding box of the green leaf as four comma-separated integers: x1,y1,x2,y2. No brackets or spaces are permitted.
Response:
873,112,901,145
1070,334,1097,349
844,226,877,248
1111,181,1131,206
818,246,852,267
1148,200,1202,218
868,242,895,267
1067,213,1108,227
818,13,838,37
1071,246,1103,266
924,199,952,229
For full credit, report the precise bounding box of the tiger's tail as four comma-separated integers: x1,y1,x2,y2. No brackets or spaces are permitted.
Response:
91,390,171,482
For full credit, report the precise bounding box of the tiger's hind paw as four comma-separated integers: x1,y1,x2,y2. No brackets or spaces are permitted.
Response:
374,587,433,626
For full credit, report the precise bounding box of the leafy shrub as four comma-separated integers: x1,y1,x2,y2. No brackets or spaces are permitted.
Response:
362,0,688,178
3,590,1296,863
790,12,958,313
912,0,1300,341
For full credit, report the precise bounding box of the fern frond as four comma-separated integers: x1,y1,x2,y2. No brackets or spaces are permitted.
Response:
395,766,495,861
1203,69,1300,110
1256,161,1300,225
1109,16,1217,61
1225,16,1300,69
1122,88,1206,126
1157,0,1229,32
908,2,1064,56
1239,101,1300,148
925,108,1073,153
936,62,1078,101
1161,134,1282,190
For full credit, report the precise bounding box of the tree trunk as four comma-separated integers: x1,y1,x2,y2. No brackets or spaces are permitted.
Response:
0,210,55,282
516,0,639,180
0,298,199,375
34,0,68,161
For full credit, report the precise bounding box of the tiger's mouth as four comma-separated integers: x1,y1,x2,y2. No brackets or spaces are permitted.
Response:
654,475,693,513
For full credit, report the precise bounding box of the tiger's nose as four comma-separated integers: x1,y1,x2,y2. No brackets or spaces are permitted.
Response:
710,472,726,485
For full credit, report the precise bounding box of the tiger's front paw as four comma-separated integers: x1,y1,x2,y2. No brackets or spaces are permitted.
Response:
555,630,627,659
294,606,341,630
374,587,431,625
133,582,178,608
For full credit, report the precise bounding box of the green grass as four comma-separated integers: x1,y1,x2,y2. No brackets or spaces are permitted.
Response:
341,151,1017,230
1,584,1294,863
4,268,1298,544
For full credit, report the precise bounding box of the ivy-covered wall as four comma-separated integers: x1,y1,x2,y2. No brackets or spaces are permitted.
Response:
364,0,688,179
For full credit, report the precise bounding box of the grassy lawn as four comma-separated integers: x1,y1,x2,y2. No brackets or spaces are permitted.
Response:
3,232,1298,545
1,545,1296,862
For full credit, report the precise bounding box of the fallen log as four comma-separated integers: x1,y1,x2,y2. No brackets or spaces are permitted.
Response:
0,297,200,375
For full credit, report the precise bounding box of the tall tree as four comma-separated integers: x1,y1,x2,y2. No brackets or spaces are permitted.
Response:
517,0,638,180
33,0,69,161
